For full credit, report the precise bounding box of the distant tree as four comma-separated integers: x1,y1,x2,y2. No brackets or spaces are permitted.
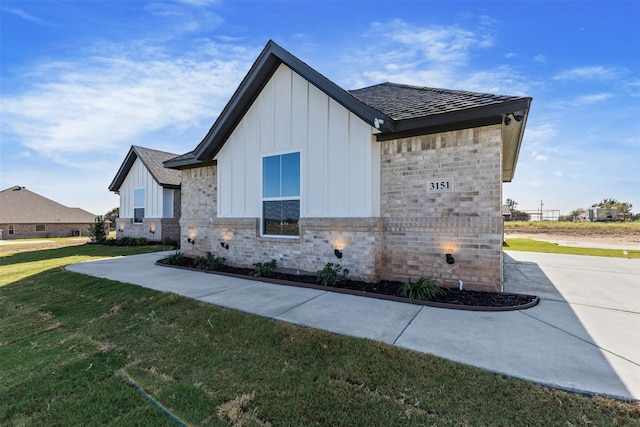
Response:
104,207,119,231
592,199,633,213
505,198,518,211
105,207,119,222
504,198,530,221
88,216,107,244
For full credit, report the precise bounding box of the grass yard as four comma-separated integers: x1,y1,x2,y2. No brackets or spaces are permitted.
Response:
505,220,640,233
1,246,639,425
504,238,640,258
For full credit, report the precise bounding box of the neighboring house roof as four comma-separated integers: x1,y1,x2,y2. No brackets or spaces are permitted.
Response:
0,186,96,224
109,145,182,192
165,40,531,181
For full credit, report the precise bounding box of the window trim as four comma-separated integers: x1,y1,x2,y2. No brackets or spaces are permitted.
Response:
133,187,145,223
8,225,14,235
261,151,301,238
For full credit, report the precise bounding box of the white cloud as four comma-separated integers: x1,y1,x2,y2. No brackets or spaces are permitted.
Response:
1,42,254,161
174,0,220,6
371,19,494,65
571,92,614,105
535,154,548,161
1,7,49,25
553,66,624,81
337,19,532,95
554,171,563,177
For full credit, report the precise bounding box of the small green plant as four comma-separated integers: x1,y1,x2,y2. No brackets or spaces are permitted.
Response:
148,310,158,321
194,251,226,271
252,259,277,277
135,237,149,246
316,263,350,286
400,276,446,302
88,216,107,244
162,251,184,266
162,236,178,248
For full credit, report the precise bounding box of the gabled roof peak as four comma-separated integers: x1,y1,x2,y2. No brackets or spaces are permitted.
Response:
109,145,182,192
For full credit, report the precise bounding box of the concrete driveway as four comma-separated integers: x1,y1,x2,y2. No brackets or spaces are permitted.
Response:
66,250,640,401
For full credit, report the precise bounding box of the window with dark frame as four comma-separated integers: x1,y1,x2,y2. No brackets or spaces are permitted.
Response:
35,224,45,232
134,188,145,223
8,225,14,235
262,152,300,236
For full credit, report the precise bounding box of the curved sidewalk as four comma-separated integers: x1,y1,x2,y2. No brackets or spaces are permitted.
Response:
66,250,640,401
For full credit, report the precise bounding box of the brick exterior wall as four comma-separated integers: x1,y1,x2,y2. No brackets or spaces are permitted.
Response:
179,165,218,251
179,124,505,292
0,223,92,239
380,125,504,291
116,187,182,243
116,217,180,242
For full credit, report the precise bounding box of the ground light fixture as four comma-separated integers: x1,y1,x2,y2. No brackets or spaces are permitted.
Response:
220,242,229,250
446,253,455,264
334,249,343,259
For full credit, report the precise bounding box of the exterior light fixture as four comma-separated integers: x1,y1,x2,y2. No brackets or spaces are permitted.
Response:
334,249,343,259
445,253,455,264
220,242,229,250
187,237,195,244
149,224,156,234
119,223,124,232
504,113,524,126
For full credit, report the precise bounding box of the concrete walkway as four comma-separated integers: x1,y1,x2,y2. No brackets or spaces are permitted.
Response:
66,251,640,401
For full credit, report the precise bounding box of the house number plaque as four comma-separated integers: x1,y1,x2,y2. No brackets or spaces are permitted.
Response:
428,179,452,192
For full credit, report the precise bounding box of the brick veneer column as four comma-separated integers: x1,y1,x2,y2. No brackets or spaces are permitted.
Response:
379,125,504,291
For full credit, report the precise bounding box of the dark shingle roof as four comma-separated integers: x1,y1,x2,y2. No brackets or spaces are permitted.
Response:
109,146,181,192
349,83,529,121
0,186,96,224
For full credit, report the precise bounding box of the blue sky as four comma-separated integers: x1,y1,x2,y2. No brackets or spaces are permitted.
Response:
1,0,638,217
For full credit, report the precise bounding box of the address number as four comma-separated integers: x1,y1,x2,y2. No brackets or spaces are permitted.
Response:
428,180,452,192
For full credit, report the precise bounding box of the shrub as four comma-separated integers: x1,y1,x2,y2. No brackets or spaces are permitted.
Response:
162,251,184,266
88,216,107,244
194,252,226,271
400,276,446,302
316,263,350,286
252,259,277,277
162,237,178,248
134,237,149,246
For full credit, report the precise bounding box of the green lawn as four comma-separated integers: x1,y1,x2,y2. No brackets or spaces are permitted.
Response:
1,245,639,426
505,220,640,232
504,238,640,258
0,243,164,287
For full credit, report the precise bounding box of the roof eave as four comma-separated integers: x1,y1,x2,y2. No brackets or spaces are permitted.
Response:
164,155,216,170
502,100,532,182
108,146,137,192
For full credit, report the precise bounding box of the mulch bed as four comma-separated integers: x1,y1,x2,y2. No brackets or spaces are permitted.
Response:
158,257,538,311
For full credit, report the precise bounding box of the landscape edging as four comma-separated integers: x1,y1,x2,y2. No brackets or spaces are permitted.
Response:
156,262,539,312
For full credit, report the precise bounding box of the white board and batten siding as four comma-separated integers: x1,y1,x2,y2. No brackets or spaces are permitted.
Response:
120,158,174,218
216,64,380,218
